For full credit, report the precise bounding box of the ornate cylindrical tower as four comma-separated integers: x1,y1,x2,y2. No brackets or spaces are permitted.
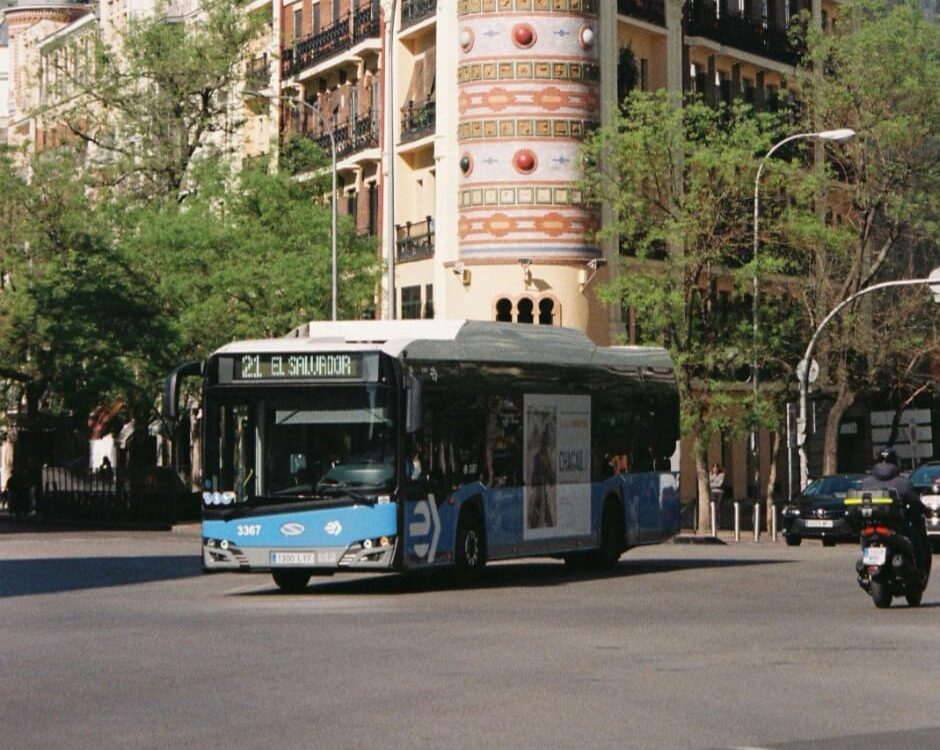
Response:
456,0,600,267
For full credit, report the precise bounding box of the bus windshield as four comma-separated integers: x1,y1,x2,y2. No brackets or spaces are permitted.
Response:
205,385,397,503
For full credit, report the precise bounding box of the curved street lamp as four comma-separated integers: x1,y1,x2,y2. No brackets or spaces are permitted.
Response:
245,89,339,322
751,128,855,503
797,273,940,490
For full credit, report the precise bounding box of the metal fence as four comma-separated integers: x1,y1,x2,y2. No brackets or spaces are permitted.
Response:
35,466,199,527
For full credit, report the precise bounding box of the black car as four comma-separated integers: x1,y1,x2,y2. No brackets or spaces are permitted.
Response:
781,474,865,547
910,461,940,550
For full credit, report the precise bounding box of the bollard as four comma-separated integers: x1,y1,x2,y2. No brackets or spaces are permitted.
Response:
753,502,760,542
733,502,741,542
771,503,778,542
710,501,717,537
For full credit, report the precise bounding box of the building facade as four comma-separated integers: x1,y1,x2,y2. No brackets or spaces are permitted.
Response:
0,0,845,504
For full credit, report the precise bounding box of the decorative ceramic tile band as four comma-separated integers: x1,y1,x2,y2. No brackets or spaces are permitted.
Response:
458,0,598,15
459,185,588,208
458,117,596,141
458,60,600,84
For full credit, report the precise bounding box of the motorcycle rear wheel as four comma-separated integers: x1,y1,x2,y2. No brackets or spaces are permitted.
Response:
871,579,893,609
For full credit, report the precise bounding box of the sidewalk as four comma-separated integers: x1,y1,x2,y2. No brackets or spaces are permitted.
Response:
674,527,785,545
0,508,201,536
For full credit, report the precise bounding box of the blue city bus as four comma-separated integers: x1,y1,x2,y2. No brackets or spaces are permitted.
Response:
164,320,680,591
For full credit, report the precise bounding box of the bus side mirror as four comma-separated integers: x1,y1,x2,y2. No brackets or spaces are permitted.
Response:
405,375,422,434
163,361,203,420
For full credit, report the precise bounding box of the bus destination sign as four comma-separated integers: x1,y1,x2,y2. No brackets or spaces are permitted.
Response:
232,352,364,382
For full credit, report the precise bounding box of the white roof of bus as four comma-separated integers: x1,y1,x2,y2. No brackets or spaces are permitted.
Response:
212,320,673,374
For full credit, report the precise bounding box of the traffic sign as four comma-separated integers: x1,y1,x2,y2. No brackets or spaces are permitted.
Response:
796,358,819,385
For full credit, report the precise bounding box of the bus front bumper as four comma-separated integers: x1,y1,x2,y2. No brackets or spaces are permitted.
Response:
203,537,397,571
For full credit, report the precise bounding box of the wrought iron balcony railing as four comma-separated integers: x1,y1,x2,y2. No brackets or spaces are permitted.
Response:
304,110,380,161
246,54,271,89
685,0,800,66
617,0,665,27
401,0,436,29
281,3,380,79
396,217,435,262
400,99,435,143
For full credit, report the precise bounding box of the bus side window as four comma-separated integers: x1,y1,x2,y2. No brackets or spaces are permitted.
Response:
486,396,522,487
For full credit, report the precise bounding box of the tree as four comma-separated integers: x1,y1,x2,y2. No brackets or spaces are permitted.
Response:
786,0,940,473
583,92,794,531
0,146,177,430
46,0,260,202
120,156,381,363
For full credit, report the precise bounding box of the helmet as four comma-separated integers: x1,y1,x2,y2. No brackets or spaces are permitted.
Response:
877,447,899,466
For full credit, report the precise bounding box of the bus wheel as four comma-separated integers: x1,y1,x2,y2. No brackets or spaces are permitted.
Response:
455,511,485,584
592,499,625,571
272,569,311,593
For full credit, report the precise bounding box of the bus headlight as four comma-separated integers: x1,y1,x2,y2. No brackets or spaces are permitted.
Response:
202,491,238,506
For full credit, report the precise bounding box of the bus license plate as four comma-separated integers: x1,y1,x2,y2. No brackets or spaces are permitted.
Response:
863,547,887,566
271,551,337,566
805,520,834,528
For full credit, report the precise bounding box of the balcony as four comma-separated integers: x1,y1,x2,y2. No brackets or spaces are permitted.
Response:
246,54,271,89
396,217,435,263
401,0,436,29
281,3,381,79
303,110,380,162
617,0,665,27
685,0,800,66
400,99,435,143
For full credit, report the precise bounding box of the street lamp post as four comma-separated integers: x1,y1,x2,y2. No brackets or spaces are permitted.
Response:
796,274,940,491
751,128,855,504
245,89,338,321
381,0,398,320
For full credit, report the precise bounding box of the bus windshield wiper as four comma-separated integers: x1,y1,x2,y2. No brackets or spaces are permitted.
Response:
317,485,380,503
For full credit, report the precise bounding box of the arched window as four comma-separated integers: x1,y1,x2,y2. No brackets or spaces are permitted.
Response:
538,298,555,325
495,298,513,322
517,297,534,324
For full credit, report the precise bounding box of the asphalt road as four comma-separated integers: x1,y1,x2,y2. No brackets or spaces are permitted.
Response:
1,524,938,750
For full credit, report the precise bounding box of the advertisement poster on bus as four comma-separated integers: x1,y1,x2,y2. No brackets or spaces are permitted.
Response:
523,394,591,540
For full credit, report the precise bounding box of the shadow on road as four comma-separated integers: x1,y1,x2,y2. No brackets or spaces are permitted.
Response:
0,555,202,598
235,556,793,598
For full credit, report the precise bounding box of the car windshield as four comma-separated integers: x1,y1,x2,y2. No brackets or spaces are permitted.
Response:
802,476,862,497
910,464,940,487
205,385,397,503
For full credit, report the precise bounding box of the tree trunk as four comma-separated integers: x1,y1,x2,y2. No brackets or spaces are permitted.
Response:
694,434,712,534
765,429,781,530
822,381,855,476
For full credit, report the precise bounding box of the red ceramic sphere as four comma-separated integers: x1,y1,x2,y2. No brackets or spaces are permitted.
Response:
513,149,537,174
512,24,536,48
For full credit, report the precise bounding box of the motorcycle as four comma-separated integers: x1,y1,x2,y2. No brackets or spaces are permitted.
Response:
845,489,930,609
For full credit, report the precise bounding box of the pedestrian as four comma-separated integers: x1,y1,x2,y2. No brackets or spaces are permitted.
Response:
709,462,725,507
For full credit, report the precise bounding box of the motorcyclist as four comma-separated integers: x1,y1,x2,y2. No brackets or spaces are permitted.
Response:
861,447,930,576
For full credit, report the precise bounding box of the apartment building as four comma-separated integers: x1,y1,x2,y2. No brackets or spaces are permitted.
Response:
0,0,843,502
261,0,837,343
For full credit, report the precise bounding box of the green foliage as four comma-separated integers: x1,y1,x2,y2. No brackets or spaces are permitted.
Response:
120,159,380,362
583,91,797,449
783,0,940,468
49,0,262,201
0,147,176,427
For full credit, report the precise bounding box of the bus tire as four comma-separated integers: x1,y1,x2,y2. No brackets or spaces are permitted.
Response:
591,498,625,571
455,509,486,585
272,568,312,593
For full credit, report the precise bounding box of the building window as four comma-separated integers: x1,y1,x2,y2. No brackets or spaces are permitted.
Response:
495,296,558,325
401,285,422,319
294,7,303,39
423,284,434,319
313,2,320,32
538,298,555,325
517,298,534,324
368,182,378,236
